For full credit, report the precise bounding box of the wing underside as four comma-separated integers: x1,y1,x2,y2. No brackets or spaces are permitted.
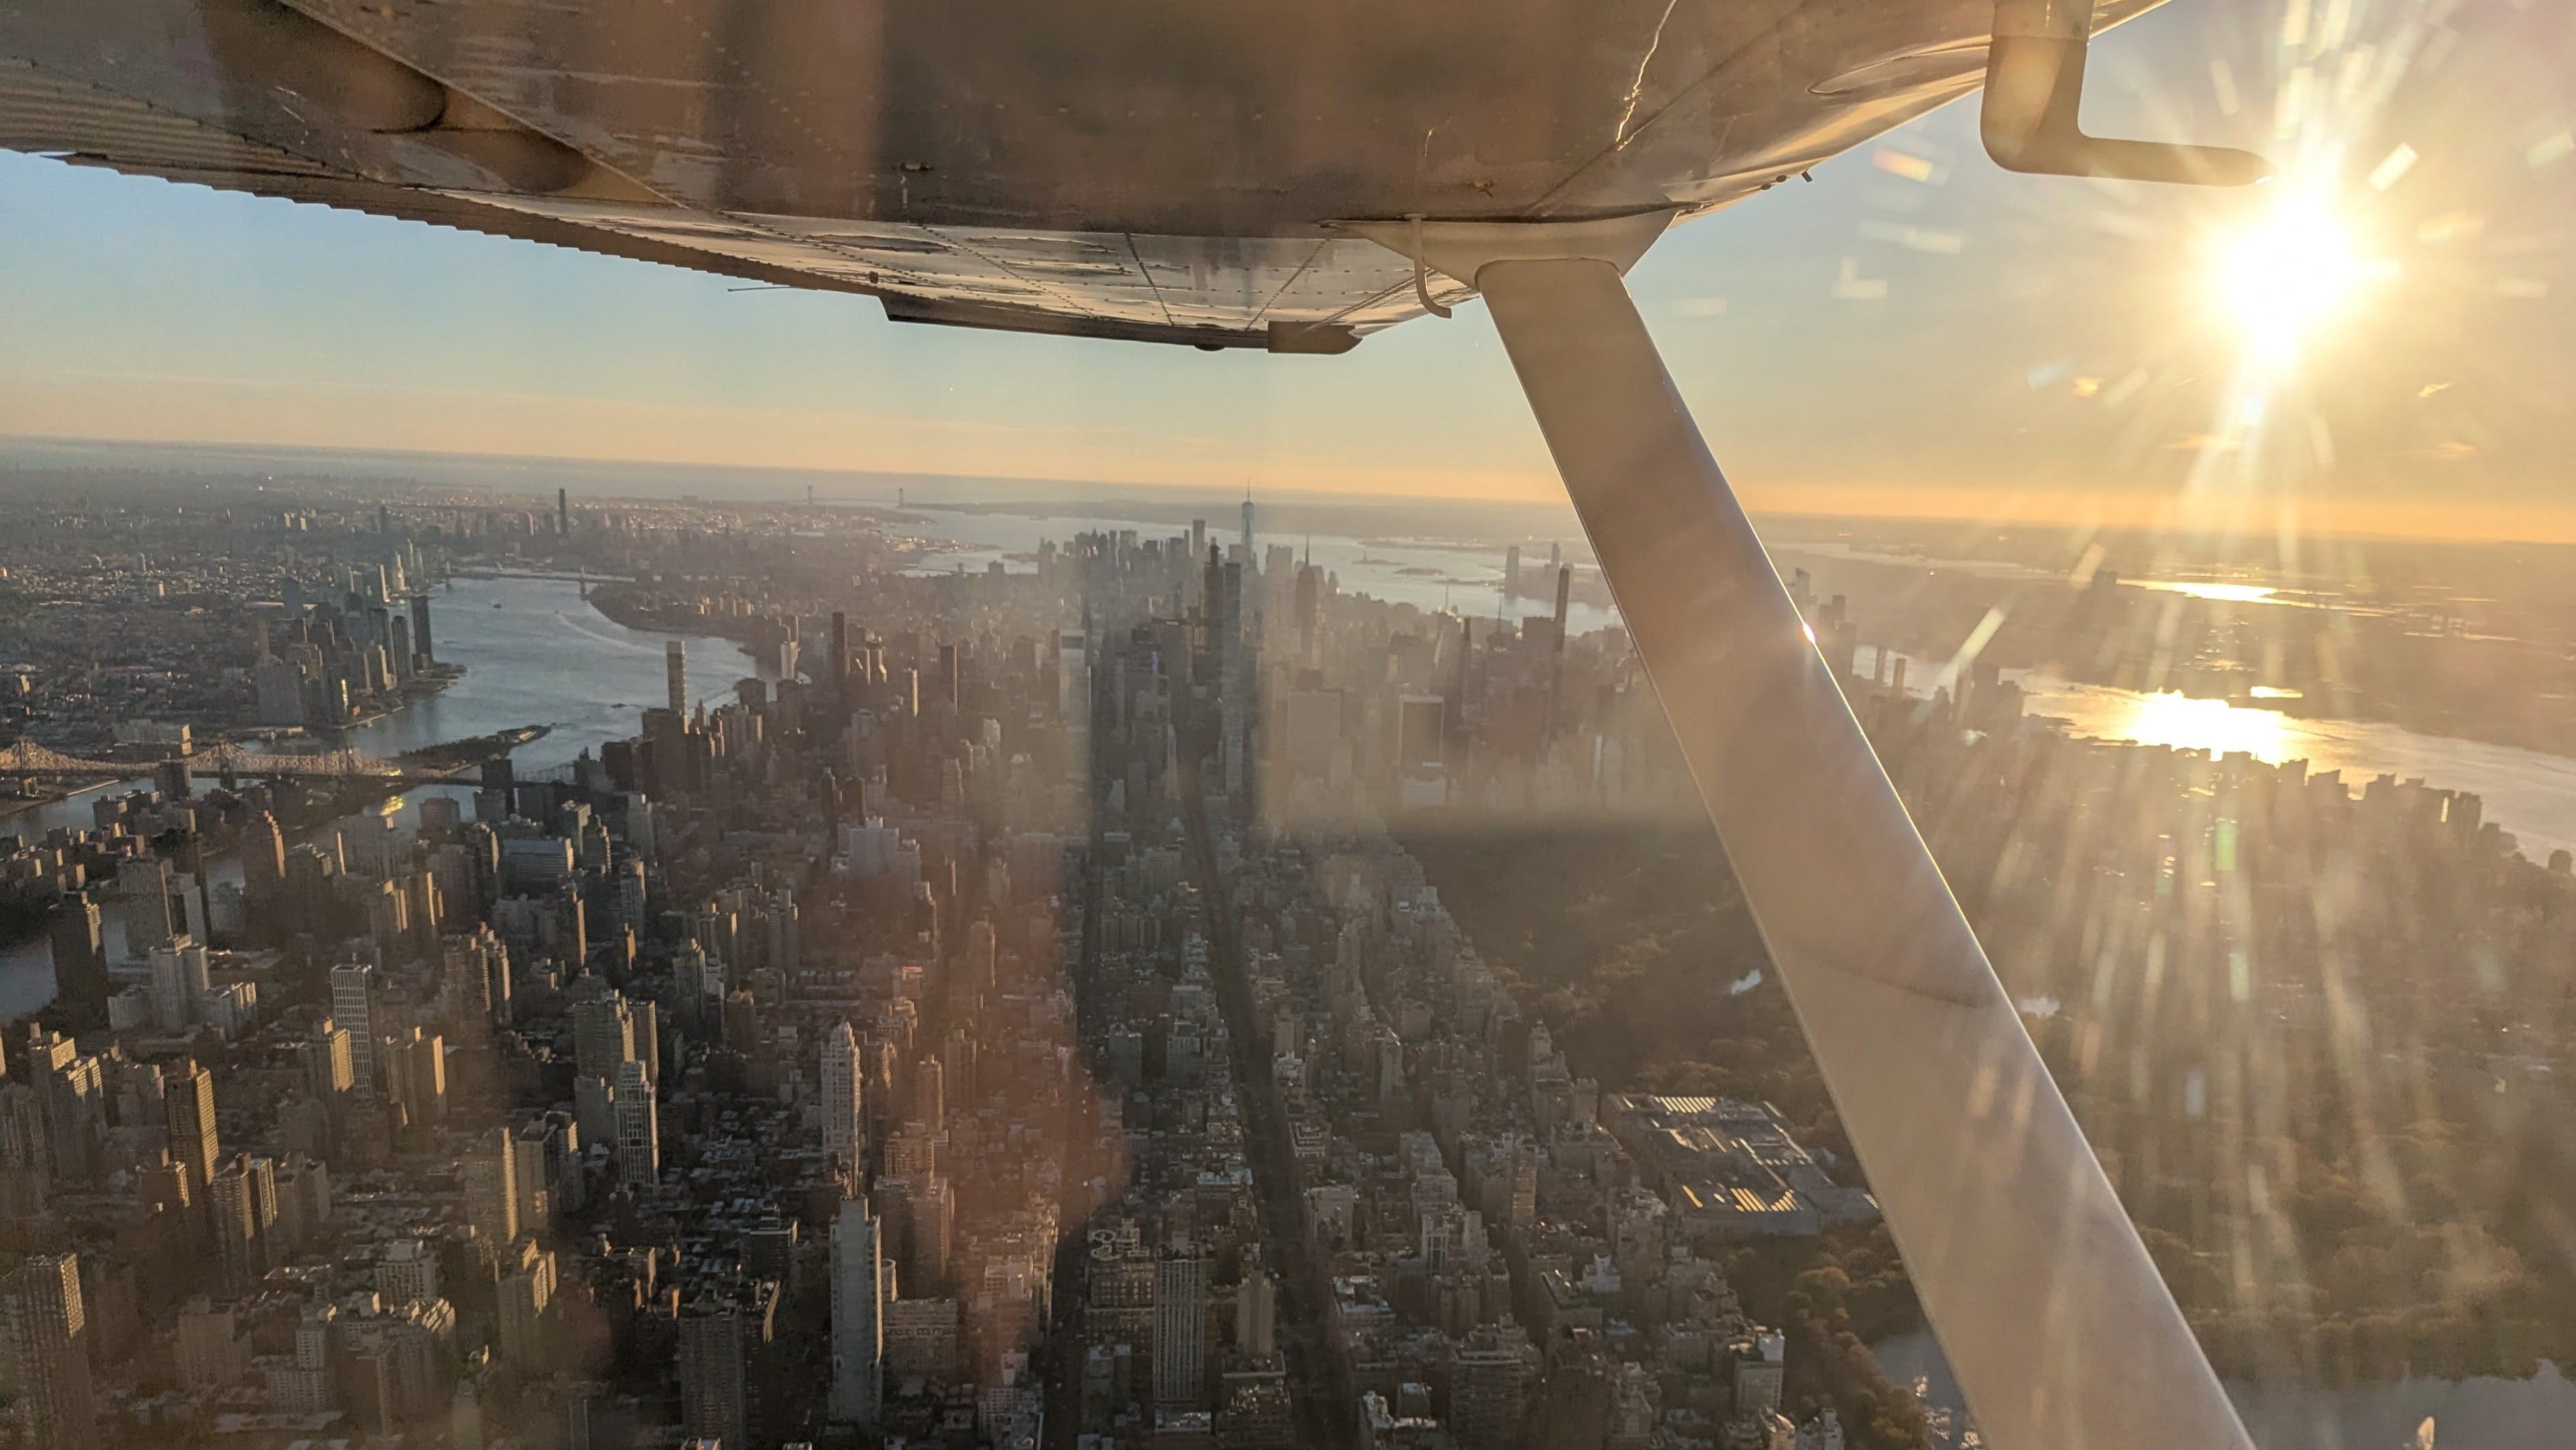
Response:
3,59,1466,353
0,0,2092,349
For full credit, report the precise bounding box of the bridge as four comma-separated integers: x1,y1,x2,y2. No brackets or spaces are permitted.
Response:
0,738,465,785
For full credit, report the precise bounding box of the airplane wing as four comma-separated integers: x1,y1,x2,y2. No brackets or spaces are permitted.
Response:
1,0,2165,351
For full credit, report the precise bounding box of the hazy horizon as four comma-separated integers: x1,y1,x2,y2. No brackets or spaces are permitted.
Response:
16,430,2576,552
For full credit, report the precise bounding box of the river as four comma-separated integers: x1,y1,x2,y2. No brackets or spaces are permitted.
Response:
1876,1327,2576,1449
1856,645,2576,863
2010,675,2576,862
0,574,756,1016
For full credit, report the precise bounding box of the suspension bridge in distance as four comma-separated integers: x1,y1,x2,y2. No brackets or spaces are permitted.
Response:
0,738,465,786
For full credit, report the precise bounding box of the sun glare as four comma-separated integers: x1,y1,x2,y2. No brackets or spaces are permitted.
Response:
2214,201,2374,366
2117,690,2292,763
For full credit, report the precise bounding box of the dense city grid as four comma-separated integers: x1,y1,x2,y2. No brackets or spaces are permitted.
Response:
3,480,2574,1450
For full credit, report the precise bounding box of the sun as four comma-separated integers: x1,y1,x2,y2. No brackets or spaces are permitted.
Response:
2212,200,2375,367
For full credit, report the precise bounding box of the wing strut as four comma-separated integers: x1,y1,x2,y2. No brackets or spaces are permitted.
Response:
1377,220,2254,1450
1981,0,2269,186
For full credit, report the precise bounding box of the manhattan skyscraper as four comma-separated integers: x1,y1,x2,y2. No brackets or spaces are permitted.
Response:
830,1194,885,1430
823,1022,866,1170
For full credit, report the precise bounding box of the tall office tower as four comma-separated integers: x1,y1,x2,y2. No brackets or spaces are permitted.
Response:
463,1127,519,1243
883,1298,959,1384
241,810,287,915
678,1281,774,1450
281,842,334,937
571,991,638,1083
573,1075,616,1149
0,1252,97,1450
116,857,175,965
1240,493,1255,558
409,594,434,665
386,1029,448,1129
377,1240,440,1307
0,1084,48,1217
1085,1235,1156,1350
163,1059,220,1195
556,487,570,535
611,858,649,934
253,651,308,726
665,639,688,715
822,1023,866,1168
828,1196,885,1428
943,1028,983,1122
329,963,381,1096
106,1061,160,1144
912,1055,945,1129
1293,563,1322,668
885,1124,937,1180
497,1239,557,1372
763,888,799,975
1504,544,1521,600
27,1036,104,1185
148,935,209,1033
443,929,512,1026
1154,1252,1209,1407
963,917,999,989
1235,1273,1277,1358
830,610,850,705
510,1127,552,1229
613,1059,658,1185
631,999,661,1084
304,1020,355,1105
276,1304,336,1415
1220,562,1249,797
46,895,108,1031
1263,542,1296,605
244,1154,280,1250
207,1159,269,1289
1451,1322,1536,1450
905,1174,954,1289
269,1153,331,1252
512,1112,578,1226
1059,626,1089,770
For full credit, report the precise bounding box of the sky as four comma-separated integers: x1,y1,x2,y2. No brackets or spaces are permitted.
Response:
3,0,2572,539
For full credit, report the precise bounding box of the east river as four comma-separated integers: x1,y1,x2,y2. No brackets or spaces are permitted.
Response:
10,571,2576,1442
0,573,753,1014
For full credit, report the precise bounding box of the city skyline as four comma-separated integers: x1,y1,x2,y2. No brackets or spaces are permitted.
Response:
2,472,2575,1447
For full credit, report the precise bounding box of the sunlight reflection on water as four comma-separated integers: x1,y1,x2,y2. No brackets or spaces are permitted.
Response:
2133,580,2284,604
2101,688,2295,761
2016,673,2576,861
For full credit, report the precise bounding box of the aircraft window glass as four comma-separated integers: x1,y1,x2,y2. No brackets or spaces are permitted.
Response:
2,2,2572,1449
